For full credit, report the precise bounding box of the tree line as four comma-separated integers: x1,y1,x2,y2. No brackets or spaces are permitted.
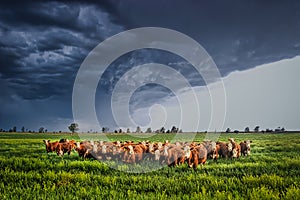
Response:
0,123,286,134
225,126,285,134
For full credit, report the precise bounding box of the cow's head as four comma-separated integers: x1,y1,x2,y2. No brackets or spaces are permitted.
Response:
227,142,233,151
157,142,163,149
148,143,154,153
183,145,191,159
128,145,134,155
76,142,81,149
112,146,117,155
43,140,49,145
154,149,160,161
102,145,107,154
210,142,218,159
245,140,252,148
43,140,51,152
228,138,235,143
232,148,238,158
192,148,198,160
56,144,64,156
92,143,97,153
245,140,252,155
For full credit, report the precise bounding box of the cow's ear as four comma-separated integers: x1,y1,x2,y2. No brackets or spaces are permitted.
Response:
43,140,46,144
250,140,252,143
244,140,246,143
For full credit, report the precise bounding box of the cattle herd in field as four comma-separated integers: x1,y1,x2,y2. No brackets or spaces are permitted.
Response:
43,138,252,170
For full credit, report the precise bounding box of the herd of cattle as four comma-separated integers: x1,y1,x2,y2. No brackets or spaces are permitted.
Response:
43,138,252,169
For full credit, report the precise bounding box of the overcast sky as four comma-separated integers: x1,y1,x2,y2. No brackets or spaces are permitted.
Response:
0,0,299,132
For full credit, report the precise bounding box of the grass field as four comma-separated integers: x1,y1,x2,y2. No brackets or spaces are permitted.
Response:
0,132,300,199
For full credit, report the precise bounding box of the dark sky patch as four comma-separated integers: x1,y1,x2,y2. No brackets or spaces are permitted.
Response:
0,0,299,131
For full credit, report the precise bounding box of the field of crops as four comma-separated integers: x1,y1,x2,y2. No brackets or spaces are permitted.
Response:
0,132,300,199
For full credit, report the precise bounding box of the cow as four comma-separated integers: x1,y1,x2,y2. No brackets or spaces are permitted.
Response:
123,144,144,163
43,140,60,153
188,144,207,170
240,140,252,156
227,138,241,158
202,140,218,160
166,146,183,166
75,142,94,159
59,138,68,143
216,142,230,158
56,140,76,156
164,145,191,167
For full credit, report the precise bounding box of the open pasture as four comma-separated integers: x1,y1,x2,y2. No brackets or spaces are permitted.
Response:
0,132,300,199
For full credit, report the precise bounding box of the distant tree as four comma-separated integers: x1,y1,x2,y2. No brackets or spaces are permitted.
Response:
160,127,165,133
266,128,273,133
68,123,79,134
136,126,141,133
244,127,250,133
114,130,118,133
166,130,170,133
12,126,17,132
119,129,123,133
102,127,109,133
281,127,285,132
145,127,152,133
21,126,25,133
234,130,239,134
178,129,183,133
226,128,231,133
254,126,260,133
38,127,45,133
44,129,47,133
126,128,131,133
171,126,178,133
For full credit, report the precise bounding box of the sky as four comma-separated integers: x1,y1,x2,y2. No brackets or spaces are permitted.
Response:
0,0,300,132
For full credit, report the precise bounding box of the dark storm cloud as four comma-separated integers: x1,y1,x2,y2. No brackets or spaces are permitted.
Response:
0,1,125,130
0,1,123,101
1,0,299,131
106,0,300,74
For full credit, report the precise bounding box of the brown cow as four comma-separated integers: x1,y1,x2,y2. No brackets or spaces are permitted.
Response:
56,140,76,156
165,145,190,167
75,142,94,159
216,142,230,158
202,140,218,160
188,144,207,170
123,144,144,163
43,140,60,153
240,140,252,156
228,138,241,158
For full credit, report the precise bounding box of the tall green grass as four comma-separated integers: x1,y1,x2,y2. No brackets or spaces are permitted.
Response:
0,132,299,199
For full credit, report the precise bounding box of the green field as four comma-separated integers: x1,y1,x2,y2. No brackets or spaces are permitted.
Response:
0,132,300,199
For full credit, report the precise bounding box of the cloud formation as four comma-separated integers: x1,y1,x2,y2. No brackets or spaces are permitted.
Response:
0,1,299,131
130,56,300,132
